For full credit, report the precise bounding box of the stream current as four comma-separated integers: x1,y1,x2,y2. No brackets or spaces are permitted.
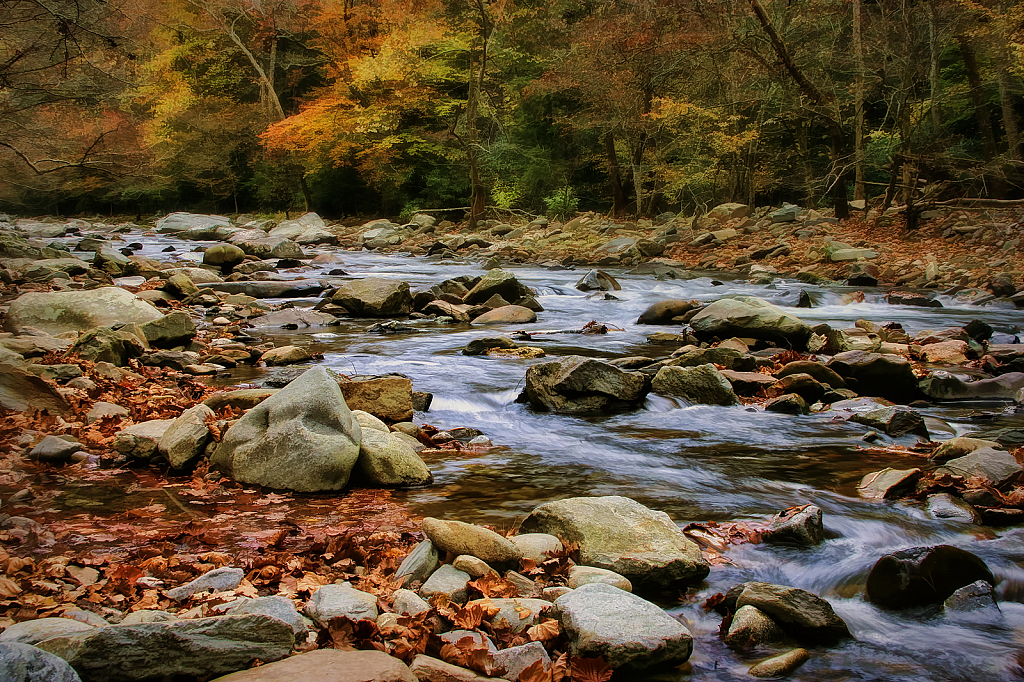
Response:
70,232,1024,679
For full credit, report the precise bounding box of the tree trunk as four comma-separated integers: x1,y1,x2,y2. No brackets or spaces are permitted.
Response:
996,42,1020,159
927,1,941,132
605,132,626,218
466,49,485,231
958,36,999,159
853,0,866,201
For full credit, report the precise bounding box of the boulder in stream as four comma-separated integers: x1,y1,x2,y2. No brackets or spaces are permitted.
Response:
652,364,740,406
920,371,1024,401
520,496,709,586
3,287,162,335
463,269,531,305
331,278,413,317
210,366,361,492
827,351,920,402
523,356,649,413
866,545,995,609
688,296,811,348
732,582,850,644
636,299,700,325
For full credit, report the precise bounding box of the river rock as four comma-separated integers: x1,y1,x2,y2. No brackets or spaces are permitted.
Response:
849,406,929,438
636,299,699,325
421,518,520,564
734,582,850,644
828,351,920,402
140,311,196,348
777,373,826,403
112,420,174,460
652,364,739,406
201,280,323,298
920,371,1024,401
474,598,553,633
943,580,998,613
156,212,231,233
555,583,692,669
422,300,472,323
203,389,277,412
305,583,378,625
776,360,847,388
235,237,304,259
409,655,490,682
763,505,824,546
926,493,981,524
268,213,326,240
420,564,472,604
393,589,431,616
36,614,293,682
29,436,81,464
0,618,95,645
463,336,516,355
163,273,199,297
249,309,335,328
357,428,432,487
764,392,808,414
930,436,1000,462
857,467,921,499
0,362,70,415
451,555,494,578
493,642,551,681
937,447,1022,487
395,540,440,587
575,269,620,292
331,278,412,317
463,269,530,305
218,596,306,635
165,567,244,601
164,267,224,284
203,244,245,267
721,370,785,396
866,545,995,609
210,649,415,682
523,355,649,413
471,305,537,325
337,374,415,422
920,340,969,365
749,648,810,678
689,296,811,347
567,566,632,592
70,326,146,366
723,605,785,648
510,533,563,563
0,642,82,682
520,496,709,586
353,410,388,433
210,366,362,492
260,345,312,366
159,404,214,468
4,287,162,335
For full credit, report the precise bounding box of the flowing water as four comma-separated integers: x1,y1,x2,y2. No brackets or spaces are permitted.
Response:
46,233,1024,679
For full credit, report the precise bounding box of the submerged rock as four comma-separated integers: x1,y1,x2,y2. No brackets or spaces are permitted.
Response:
866,545,995,609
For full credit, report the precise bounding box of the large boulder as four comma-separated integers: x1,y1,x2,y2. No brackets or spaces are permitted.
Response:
70,327,147,366
636,300,699,325
733,582,850,644
4,287,162,335
555,584,692,669
688,296,811,347
866,545,995,609
336,374,414,422
0,642,82,682
0,362,70,415
34,614,293,681
520,496,709,586
652,364,740,406
235,237,304,260
141,311,196,348
937,447,1022,487
268,213,326,240
210,649,416,682
471,305,537,325
523,356,649,414
827,351,920,402
463,269,530,305
155,212,230,233
332,278,413,317
203,244,245,267
210,367,362,492
920,371,1024,401
356,428,432,487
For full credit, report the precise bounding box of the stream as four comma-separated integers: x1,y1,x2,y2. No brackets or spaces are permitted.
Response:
39,231,1024,679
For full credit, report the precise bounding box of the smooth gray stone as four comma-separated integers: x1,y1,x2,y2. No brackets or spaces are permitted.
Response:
0,642,82,682
304,583,378,626
165,567,244,601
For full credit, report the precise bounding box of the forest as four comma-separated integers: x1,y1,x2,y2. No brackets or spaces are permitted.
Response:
2,0,1024,223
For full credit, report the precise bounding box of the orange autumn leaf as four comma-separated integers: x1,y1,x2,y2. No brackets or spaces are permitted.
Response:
571,657,614,682
527,619,561,642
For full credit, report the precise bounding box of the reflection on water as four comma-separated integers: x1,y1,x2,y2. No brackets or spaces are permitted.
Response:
34,236,1024,679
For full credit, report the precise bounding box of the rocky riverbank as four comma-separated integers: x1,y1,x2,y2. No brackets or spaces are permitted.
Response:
1,209,1023,680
